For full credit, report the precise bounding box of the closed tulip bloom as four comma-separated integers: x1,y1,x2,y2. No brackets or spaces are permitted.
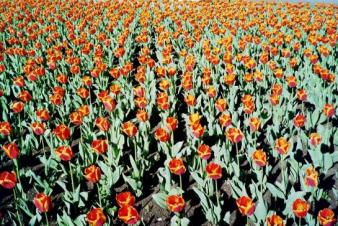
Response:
0,171,16,189
267,214,284,226
116,192,136,208
2,142,20,159
84,165,101,183
33,193,52,213
31,122,45,136
86,208,106,226
53,124,71,140
54,146,73,161
318,208,336,226
275,137,290,155
219,114,232,127
0,121,12,136
36,109,50,121
166,195,185,212
18,90,32,102
197,144,212,160
78,105,90,117
191,123,204,138
296,89,307,101
122,121,138,137
168,158,186,175
236,196,256,216
136,109,148,122
206,162,222,179
323,104,335,118
95,117,110,132
215,98,227,112
11,101,25,113
310,133,321,146
304,166,318,187
249,117,261,132
189,113,202,126
226,127,243,143
69,111,83,126
155,128,170,142
102,95,116,112
252,149,267,167
293,114,306,128
292,199,310,218
166,117,178,131
118,205,141,225
91,139,108,154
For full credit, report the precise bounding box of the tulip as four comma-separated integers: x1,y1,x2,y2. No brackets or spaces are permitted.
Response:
292,198,310,218
0,121,12,136
86,208,106,226
168,158,186,175
197,144,212,160
36,109,50,121
309,133,321,146
0,171,16,189
236,196,256,216
166,117,178,131
318,208,336,226
252,149,267,167
95,117,110,132
122,121,138,137
275,137,290,155
304,166,318,187
91,139,108,154
84,165,101,183
154,128,170,142
166,195,185,213
2,142,20,159
226,127,243,143
33,193,52,213
31,122,45,136
53,124,71,140
116,192,136,208
54,146,73,161
267,214,284,226
323,104,335,118
206,162,222,180
118,205,141,225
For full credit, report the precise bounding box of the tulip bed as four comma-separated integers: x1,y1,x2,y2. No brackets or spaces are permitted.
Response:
0,0,337,225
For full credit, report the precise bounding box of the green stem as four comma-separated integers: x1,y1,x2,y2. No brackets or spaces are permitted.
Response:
235,142,239,167
97,183,102,207
179,175,183,194
68,161,75,193
13,188,23,226
45,212,50,226
215,179,220,207
14,159,21,185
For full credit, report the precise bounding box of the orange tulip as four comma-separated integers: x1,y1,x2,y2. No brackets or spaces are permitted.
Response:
2,142,20,159
36,109,50,121
0,121,12,136
304,166,318,187
318,208,336,226
197,144,212,160
219,114,232,127
191,123,204,138
136,109,148,122
118,206,141,225
226,127,243,143
91,139,108,154
95,117,110,132
309,133,321,146
54,146,73,161
252,149,267,167
236,196,256,216
292,199,310,218
69,111,83,126
275,137,290,155
33,193,52,213
323,104,335,118
168,158,186,175
86,208,106,226
31,122,45,136
215,98,227,112
249,117,261,132
155,128,170,142
166,195,185,213
166,117,178,131
11,101,25,113
206,162,222,180
122,121,138,137
293,114,306,128
189,113,202,126
0,171,16,189
267,214,284,226
53,124,71,140
296,89,307,101
116,192,136,208
84,165,101,183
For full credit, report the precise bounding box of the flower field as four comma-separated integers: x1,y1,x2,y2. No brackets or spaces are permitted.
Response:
0,0,337,225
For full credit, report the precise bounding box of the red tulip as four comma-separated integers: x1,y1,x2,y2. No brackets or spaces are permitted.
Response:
33,193,52,213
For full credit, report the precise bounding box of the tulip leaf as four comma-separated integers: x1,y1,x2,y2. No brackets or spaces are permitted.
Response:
152,192,168,209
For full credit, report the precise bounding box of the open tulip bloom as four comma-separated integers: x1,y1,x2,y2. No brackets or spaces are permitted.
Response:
0,0,337,225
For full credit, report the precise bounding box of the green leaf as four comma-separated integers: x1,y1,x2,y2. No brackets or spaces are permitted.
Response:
152,192,168,209
266,183,285,199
